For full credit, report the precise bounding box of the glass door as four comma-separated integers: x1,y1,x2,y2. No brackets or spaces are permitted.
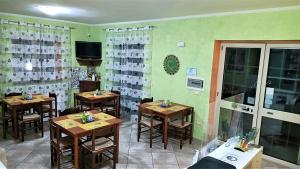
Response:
257,44,300,167
216,43,266,141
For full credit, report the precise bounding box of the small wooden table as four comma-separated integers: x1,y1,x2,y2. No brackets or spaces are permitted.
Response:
138,101,193,149
52,110,121,169
75,91,120,117
2,94,53,138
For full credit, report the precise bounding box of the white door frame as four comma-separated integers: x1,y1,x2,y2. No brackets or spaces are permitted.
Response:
256,43,300,169
215,43,266,135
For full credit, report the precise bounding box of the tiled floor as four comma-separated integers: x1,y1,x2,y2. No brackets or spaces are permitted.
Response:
0,121,291,169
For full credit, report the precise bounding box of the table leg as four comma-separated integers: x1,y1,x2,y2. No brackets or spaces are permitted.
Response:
12,109,18,138
74,136,79,169
116,96,120,118
49,101,53,118
91,102,95,110
114,124,120,163
163,117,168,149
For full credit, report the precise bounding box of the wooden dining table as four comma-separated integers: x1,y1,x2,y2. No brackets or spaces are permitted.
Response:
52,110,121,169
75,91,120,117
138,101,193,149
2,94,53,138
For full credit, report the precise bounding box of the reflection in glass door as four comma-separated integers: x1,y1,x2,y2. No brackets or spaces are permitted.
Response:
217,43,300,168
217,43,265,141
258,44,300,167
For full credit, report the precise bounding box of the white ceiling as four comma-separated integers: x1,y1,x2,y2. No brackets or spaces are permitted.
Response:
0,0,299,24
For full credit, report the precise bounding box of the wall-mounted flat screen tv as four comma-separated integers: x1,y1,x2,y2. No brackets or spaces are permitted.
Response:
75,41,102,59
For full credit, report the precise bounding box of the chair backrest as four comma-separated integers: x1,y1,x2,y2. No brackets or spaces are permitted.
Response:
111,90,120,95
59,107,80,116
181,108,194,126
140,97,153,104
91,127,115,151
49,119,60,145
49,92,57,113
5,92,22,97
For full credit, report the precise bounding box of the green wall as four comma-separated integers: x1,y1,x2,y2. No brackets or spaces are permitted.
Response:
98,9,300,140
1,9,299,140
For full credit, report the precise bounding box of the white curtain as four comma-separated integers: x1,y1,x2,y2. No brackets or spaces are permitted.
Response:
0,19,71,110
105,26,152,118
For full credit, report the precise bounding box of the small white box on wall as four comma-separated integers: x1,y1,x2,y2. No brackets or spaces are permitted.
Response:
177,41,185,47
187,76,204,91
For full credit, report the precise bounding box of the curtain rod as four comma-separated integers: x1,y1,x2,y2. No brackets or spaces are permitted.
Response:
103,25,155,32
1,18,70,29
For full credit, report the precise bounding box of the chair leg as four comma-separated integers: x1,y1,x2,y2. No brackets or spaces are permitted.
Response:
180,130,184,149
81,149,85,169
150,126,153,148
34,121,38,133
21,123,25,142
137,123,141,142
113,146,117,169
189,126,193,144
40,120,44,137
50,145,54,166
3,120,7,139
92,154,96,169
57,151,61,169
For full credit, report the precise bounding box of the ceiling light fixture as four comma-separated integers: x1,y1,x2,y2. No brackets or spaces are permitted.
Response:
36,5,71,16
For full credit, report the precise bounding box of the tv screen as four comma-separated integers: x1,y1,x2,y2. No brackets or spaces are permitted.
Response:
75,41,102,59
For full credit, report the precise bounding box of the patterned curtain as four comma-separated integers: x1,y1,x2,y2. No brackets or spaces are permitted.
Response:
0,19,71,110
105,26,152,118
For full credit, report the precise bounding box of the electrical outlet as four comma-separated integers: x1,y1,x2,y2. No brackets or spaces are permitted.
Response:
193,91,201,95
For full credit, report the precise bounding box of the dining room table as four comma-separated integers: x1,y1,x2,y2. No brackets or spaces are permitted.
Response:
1,94,53,138
52,110,122,169
138,100,194,149
75,91,120,117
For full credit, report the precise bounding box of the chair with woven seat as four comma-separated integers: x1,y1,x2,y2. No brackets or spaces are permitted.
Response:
2,93,23,139
101,90,120,117
168,107,194,149
41,92,58,118
59,107,80,116
1,101,11,139
49,119,74,169
137,97,163,148
81,128,117,169
74,93,92,111
17,104,43,142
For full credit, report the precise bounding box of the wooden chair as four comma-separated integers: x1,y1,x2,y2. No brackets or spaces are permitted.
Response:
49,119,74,169
40,92,58,119
101,90,120,117
2,92,23,139
17,104,43,142
59,107,80,116
5,92,22,97
1,101,11,139
168,108,194,149
74,93,91,111
81,128,117,169
137,97,163,148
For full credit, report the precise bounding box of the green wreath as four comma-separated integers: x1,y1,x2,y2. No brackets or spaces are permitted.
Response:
163,55,180,75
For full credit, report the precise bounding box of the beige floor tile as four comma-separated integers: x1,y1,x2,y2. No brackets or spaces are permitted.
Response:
128,152,153,165
151,142,174,153
152,152,177,165
127,163,153,169
129,142,152,153
153,164,179,169
15,162,48,169
6,150,33,169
